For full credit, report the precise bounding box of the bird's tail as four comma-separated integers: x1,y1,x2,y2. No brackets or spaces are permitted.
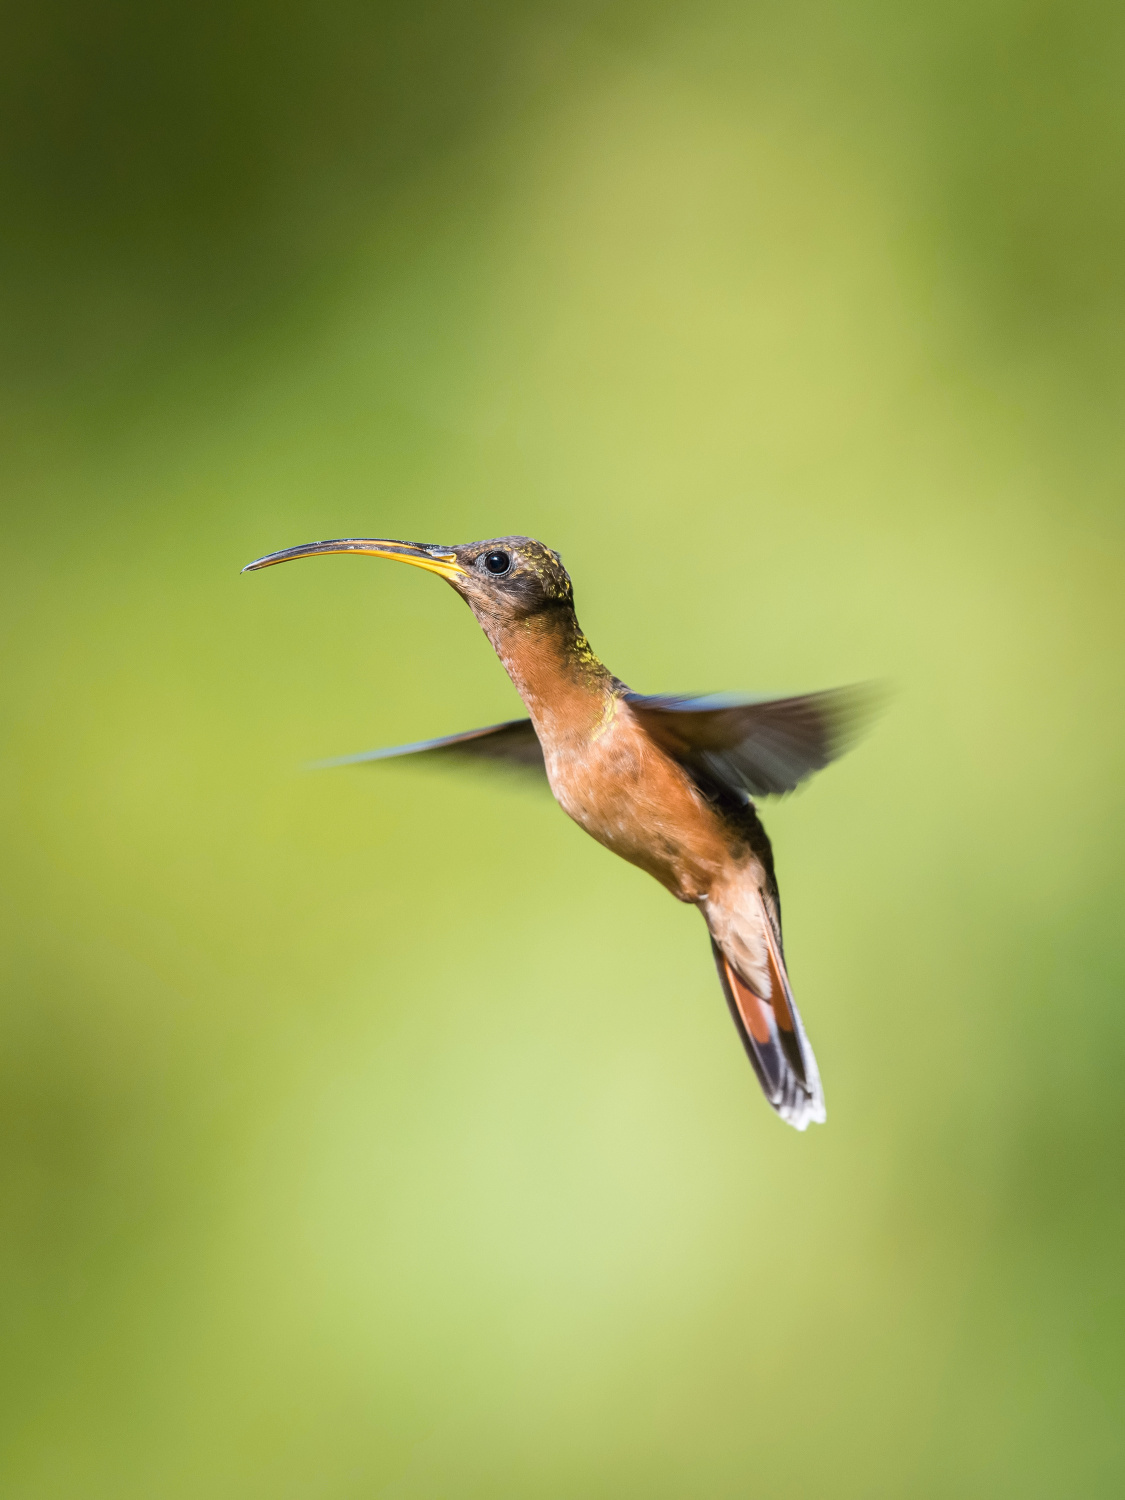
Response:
709,892,826,1130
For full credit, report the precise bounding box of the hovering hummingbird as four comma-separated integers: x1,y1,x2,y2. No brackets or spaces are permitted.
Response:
244,535,874,1129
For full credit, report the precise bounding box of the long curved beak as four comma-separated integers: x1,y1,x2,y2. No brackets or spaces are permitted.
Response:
240,538,466,581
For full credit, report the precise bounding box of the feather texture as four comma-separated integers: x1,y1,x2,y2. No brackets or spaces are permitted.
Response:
626,684,877,799
312,717,545,772
321,684,875,798
709,892,825,1129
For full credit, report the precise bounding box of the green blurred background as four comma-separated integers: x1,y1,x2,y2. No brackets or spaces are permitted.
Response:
2,1,1123,1494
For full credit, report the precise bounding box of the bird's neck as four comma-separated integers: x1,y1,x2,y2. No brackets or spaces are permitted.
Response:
481,606,615,742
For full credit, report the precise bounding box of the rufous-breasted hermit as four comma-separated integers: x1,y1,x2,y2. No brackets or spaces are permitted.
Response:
244,535,875,1128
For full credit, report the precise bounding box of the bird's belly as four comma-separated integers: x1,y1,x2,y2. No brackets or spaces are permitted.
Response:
544,722,732,901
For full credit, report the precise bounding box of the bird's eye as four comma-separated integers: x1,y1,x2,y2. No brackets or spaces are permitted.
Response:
483,550,512,575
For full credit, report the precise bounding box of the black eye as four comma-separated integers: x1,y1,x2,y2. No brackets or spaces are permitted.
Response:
483,550,512,575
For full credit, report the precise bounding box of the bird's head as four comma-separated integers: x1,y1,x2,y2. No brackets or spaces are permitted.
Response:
241,534,575,631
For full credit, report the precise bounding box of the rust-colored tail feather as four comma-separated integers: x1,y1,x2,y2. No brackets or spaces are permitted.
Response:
711,896,825,1129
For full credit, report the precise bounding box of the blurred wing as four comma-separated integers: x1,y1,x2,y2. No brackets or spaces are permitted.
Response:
626,684,878,799
312,717,547,775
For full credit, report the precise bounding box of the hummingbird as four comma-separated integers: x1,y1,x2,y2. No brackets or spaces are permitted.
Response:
243,535,874,1129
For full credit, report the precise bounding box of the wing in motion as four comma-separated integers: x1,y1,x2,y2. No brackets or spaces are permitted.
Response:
312,717,546,773
625,684,877,800
313,685,876,791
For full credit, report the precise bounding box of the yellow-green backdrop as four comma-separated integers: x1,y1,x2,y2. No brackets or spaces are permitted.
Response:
2,2,1123,1495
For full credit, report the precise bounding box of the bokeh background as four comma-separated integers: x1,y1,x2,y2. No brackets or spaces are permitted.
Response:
2,1,1124,1494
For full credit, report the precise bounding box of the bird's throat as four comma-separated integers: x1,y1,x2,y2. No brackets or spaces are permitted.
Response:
479,605,615,742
